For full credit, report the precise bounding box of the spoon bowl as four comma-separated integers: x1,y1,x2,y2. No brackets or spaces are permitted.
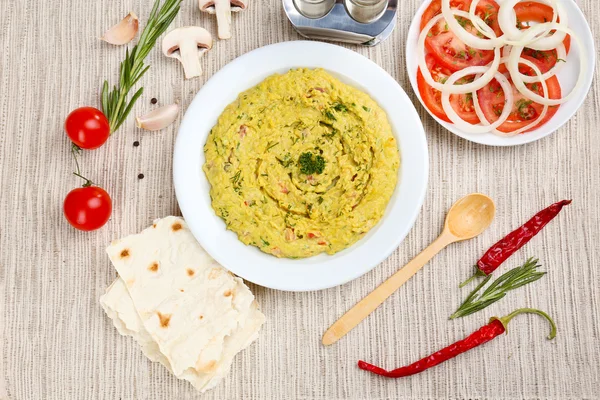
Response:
445,193,496,241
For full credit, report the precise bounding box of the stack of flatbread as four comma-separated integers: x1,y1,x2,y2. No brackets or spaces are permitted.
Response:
100,216,265,392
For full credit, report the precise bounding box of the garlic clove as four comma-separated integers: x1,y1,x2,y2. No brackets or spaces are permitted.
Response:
101,12,139,45
136,103,180,131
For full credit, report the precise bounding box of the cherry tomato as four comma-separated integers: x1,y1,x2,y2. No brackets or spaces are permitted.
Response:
417,54,480,124
476,75,561,133
64,186,112,231
420,0,502,72
65,107,110,150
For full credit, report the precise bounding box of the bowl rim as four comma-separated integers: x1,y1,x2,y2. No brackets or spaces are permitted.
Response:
173,41,429,291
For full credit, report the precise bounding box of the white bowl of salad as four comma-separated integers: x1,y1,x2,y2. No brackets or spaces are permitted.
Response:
406,0,595,146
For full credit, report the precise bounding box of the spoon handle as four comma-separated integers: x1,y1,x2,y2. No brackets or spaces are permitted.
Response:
322,232,454,346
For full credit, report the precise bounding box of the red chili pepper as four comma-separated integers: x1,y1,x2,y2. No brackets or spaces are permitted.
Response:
461,200,571,287
358,308,556,378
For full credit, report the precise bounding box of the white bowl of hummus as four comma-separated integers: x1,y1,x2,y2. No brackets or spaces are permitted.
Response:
174,41,428,291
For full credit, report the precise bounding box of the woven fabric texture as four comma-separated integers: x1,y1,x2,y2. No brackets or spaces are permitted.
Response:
1,0,599,399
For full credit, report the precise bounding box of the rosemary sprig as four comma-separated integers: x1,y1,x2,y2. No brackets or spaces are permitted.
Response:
101,0,181,132
450,257,546,319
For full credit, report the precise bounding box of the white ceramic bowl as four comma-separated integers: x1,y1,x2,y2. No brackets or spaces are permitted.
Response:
406,0,595,146
174,41,428,291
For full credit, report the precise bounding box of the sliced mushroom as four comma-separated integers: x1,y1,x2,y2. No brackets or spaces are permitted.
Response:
198,0,248,40
162,26,213,79
100,12,139,45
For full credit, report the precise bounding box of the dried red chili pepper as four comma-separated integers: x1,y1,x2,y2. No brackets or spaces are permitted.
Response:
460,200,571,287
358,308,556,378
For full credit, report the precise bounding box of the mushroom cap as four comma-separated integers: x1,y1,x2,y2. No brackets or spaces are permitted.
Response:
162,26,213,59
198,0,248,13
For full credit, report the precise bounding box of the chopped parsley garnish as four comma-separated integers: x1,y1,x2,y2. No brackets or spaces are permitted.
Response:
260,238,270,247
322,128,338,139
324,110,336,120
527,49,551,61
266,141,279,151
516,99,534,119
278,152,294,168
317,196,324,204
332,103,348,112
483,10,494,25
362,106,371,112
456,16,469,28
298,152,325,175
230,170,241,185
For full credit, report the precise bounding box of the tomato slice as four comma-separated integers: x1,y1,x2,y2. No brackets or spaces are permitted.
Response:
420,0,472,32
514,1,571,53
421,0,503,72
512,2,571,73
420,0,502,34
417,54,480,124
476,74,561,133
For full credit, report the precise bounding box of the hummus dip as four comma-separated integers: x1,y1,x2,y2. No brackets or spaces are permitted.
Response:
203,69,400,258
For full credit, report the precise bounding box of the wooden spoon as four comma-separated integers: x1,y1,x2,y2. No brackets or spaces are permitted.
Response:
322,193,496,346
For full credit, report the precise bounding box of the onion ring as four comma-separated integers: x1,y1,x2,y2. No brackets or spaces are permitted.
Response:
441,66,514,133
473,58,549,136
507,23,585,105
501,44,566,83
442,0,503,50
498,0,568,51
469,0,503,40
418,13,501,95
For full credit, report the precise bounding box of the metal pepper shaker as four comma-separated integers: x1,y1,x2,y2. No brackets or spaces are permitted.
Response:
283,0,398,46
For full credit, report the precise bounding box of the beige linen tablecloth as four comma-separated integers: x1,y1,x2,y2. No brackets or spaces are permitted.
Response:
1,0,599,399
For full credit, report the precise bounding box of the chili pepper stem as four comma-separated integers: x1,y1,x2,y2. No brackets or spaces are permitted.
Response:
459,267,488,288
493,308,557,340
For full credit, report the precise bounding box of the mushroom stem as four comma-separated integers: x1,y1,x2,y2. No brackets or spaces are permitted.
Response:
215,0,232,40
179,40,204,79
162,26,212,80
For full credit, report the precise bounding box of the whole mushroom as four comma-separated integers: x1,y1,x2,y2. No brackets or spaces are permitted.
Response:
162,26,213,79
198,0,248,40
